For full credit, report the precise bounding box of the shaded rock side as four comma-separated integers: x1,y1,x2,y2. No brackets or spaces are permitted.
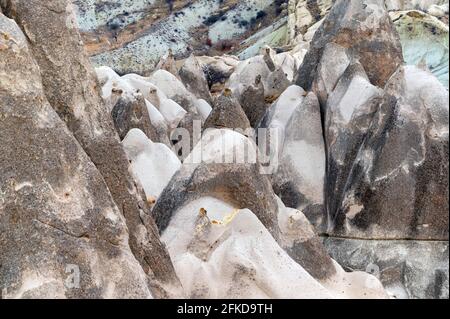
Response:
272,92,327,229
329,66,449,240
324,237,449,299
152,130,280,240
295,0,404,89
1,0,182,297
204,90,251,131
0,13,151,299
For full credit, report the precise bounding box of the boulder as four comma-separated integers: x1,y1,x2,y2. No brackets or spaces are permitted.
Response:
311,42,351,107
228,48,291,104
155,49,179,78
161,197,333,299
295,0,404,89
194,99,213,121
197,55,240,94
260,85,306,158
152,129,280,240
161,196,387,299
277,199,387,298
122,129,181,206
324,237,449,299
111,92,159,141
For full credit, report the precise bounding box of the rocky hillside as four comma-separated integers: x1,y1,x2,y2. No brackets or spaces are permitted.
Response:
73,0,448,88
0,0,448,299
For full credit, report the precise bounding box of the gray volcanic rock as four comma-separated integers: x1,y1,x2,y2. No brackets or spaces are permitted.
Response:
179,54,214,105
152,130,280,240
204,90,251,131
325,62,384,235
239,75,268,128
328,66,449,241
295,0,404,89
111,92,173,148
111,93,158,141
0,13,151,298
272,92,327,229
1,0,182,298
324,237,449,299
277,199,337,280
311,42,351,107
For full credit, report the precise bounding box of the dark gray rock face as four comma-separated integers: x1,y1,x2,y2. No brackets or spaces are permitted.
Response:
112,93,158,141
204,91,251,131
277,201,337,281
1,0,182,298
272,92,327,229
311,42,351,108
328,66,449,241
239,75,269,128
0,13,151,298
323,237,449,299
295,0,403,90
111,92,172,148
324,62,384,235
179,55,214,105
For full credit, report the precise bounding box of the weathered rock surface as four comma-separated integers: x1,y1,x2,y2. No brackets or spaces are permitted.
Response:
111,93,158,141
228,47,291,103
328,66,449,241
150,128,387,298
161,196,387,298
324,237,449,299
392,10,449,88
152,129,280,240
161,197,332,299
260,85,306,159
1,0,182,298
325,62,384,236
122,129,181,205
288,0,334,42
179,55,214,105
204,91,251,131
272,92,326,229
311,42,351,108
0,13,151,298
198,55,240,93
239,75,268,128
295,0,404,89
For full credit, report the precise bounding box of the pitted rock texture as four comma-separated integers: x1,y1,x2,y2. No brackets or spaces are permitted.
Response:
0,13,151,299
1,0,182,298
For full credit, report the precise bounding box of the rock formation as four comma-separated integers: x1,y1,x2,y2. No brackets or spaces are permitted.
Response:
0,12,151,299
0,0,182,298
0,0,448,300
